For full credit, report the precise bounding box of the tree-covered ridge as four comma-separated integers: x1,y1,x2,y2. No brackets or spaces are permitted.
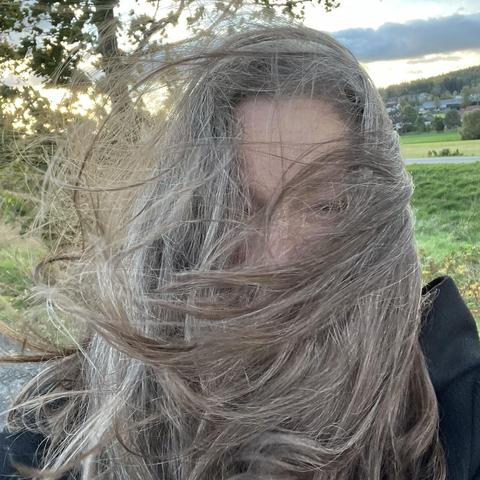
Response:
379,65,480,101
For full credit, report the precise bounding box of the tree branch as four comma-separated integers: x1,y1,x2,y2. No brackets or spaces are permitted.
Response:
134,0,188,54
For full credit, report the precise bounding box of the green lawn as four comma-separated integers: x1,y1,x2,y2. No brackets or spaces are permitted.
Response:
401,139,480,158
400,131,461,144
407,162,480,259
399,130,480,158
0,222,80,348
407,162,480,320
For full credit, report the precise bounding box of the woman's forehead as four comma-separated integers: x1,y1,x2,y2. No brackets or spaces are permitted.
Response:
233,96,346,202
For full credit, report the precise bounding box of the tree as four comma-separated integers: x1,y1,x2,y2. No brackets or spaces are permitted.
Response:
0,2,94,86
1,0,342,127
461,85,473,107
431,83,442,97
1,0,341,94
444,109,461,130
400,103,417,126
414,116,426,132
440,89,452,99
432,117,445,132
461,110,480,140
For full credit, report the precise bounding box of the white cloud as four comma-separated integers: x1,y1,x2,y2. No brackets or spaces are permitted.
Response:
331,12,480,62
363,49,480,88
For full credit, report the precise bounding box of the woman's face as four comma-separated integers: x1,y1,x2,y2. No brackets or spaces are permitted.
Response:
233,96,346,263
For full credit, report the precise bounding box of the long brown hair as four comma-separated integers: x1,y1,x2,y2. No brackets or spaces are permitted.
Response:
1,18,447,480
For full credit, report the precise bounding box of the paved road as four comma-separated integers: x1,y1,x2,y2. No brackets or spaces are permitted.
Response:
0,335,44,429
405,156,480,164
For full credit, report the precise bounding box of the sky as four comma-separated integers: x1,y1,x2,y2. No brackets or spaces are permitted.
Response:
116,0,480,88
303,0,480,87
4,0,480,112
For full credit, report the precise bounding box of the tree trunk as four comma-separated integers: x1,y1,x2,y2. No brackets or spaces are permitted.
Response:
92,0,131,113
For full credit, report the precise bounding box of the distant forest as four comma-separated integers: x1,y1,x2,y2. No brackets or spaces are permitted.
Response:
379,65,480,100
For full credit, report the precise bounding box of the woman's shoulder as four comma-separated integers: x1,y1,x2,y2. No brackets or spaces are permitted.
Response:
419,274,480,480
419,274,480,391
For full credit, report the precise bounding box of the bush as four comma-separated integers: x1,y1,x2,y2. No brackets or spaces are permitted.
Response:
400,123,415,134
427,148,463,157
444,109,461,129
420,244,480,322
461,110,480,140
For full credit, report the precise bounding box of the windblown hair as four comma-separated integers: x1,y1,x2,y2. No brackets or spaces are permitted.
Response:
1,19,447,480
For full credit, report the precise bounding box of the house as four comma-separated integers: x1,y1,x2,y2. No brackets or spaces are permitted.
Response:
419,96,462,112
384,99,399,112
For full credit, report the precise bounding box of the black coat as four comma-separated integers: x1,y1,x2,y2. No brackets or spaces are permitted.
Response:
419,275,480,479
0,275,478,479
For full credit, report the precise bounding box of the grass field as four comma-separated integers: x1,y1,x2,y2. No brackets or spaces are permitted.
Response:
408,162,480,258
0,162,479,342
400,131,461,144
401,139,480,158
399,130,480,158
0,222,84,348
407,162,480,320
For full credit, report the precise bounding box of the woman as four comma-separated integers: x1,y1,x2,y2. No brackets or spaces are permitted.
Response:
0,19,479,479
